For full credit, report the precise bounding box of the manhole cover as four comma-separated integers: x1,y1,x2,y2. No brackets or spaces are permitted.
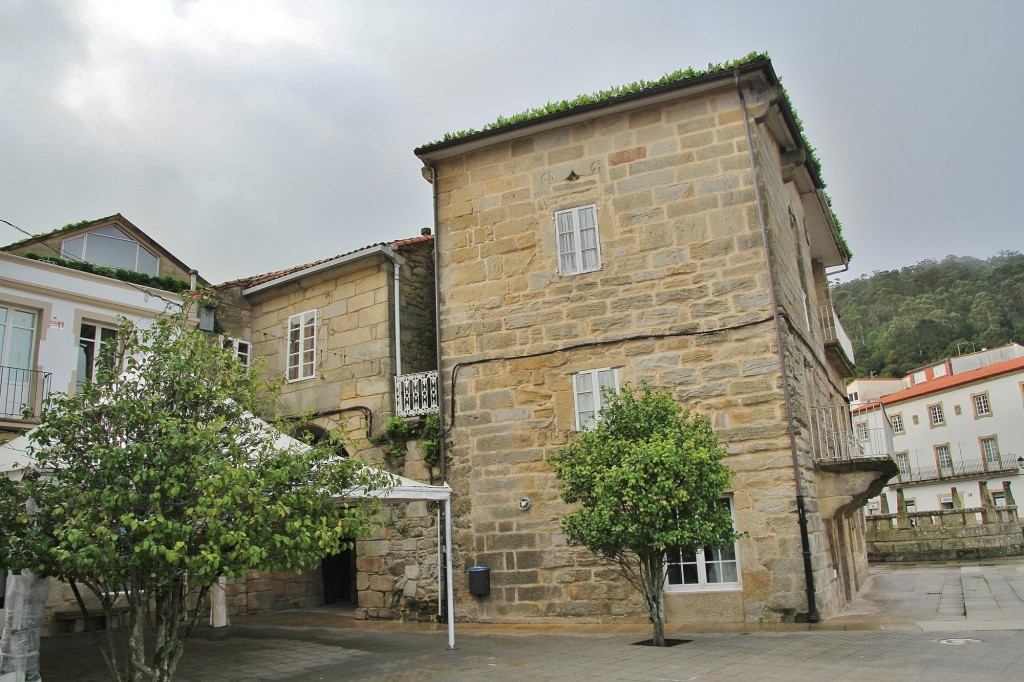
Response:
938,638,983,645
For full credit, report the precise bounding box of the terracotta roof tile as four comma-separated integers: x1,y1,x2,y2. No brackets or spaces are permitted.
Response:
879,356,1024,405
215,234,433,290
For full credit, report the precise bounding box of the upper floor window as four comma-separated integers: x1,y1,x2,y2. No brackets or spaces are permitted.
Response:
981,436,1000,467
855,421,869,441
287,310,316,382
572,367,618,431
62,226,159,276
222,337,251,371
666,497,740,592
77,322,118,392
554,205,601,275
935,444,953,473
890,413,904,434
972,392,992,419
928,403,945,428
0,305,38,418
895,452,910,477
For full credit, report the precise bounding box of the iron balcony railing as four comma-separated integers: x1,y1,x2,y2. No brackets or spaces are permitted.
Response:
893,452,1022,485
0,365,51,421
810,402,894,462
394,370,439,418
818,304,855,366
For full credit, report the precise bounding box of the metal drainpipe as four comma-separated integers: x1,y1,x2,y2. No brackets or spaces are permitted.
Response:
425,164,446,484
425,162,452,628
381,246,406,378
735,71,819,623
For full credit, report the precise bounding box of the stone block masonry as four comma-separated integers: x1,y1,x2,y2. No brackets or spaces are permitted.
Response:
427,75,867,625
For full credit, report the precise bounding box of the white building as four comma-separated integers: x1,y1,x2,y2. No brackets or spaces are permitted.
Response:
0,252,186,441
855,345,1024,515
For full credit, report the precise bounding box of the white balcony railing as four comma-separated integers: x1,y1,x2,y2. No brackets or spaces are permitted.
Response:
394,371,439,418
810,402,894,462
818,304,855,366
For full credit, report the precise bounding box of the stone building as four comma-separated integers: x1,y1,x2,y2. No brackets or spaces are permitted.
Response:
414,56,895,624
213,234,445,620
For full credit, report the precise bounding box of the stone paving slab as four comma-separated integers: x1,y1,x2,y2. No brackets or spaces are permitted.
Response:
34,558,1024,681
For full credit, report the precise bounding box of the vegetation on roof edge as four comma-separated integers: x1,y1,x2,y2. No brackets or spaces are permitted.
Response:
420,50,851,261
21,253,192,294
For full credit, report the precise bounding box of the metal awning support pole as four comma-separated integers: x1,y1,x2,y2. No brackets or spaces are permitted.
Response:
444,496,455,650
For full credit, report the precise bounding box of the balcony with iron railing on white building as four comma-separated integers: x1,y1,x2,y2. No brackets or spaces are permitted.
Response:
0,365,52,428
394,370,439,418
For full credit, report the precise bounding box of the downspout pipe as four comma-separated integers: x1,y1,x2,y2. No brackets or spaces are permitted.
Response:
381,246,406,378
735,71,819,623
424,164,446,485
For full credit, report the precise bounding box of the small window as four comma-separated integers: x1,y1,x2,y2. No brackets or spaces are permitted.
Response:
935,444,952,474
993,491,1007,507
666,498,740,592
890,413,904,434
287,310,316,382
848,391,858,403
62,226,160,276
932,364,948,378
855,421,869,441
222,337,251,371
981,437,1000,467
972,392,992,419
77,322,118,392
572,367,618,431
928,403,945,427
554,205,601,275
895,452,910,477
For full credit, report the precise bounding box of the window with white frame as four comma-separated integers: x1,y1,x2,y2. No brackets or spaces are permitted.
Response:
855,421,869,441
77,322,118,392
287,311,316,381
972,392,992,419
572,367,618,431
895,452,910,477
0,305,39,418
890,413,904,434
62,225,159,276
554,205,601,275
222,337,251,371
981,437,1000,467
666,497,740,592
928,403,945,427
936,444,953,473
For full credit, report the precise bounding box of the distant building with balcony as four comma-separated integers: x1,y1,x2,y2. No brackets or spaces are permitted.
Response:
0,216,196,442
859,344,1024,516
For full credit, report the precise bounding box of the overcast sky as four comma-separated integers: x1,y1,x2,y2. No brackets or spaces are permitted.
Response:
2,0,1021,285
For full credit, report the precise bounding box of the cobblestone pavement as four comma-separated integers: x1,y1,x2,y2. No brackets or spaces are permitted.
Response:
38,559,1024,681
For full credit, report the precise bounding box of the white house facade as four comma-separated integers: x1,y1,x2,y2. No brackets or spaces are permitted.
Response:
0,251,182,438
858,346,1024,515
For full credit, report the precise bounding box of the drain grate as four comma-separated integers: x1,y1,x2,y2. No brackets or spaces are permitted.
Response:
938,638,983,645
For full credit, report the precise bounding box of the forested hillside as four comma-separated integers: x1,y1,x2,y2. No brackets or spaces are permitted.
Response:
830,252,1024,378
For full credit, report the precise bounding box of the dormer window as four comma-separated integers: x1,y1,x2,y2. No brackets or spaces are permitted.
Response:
62,226,159,276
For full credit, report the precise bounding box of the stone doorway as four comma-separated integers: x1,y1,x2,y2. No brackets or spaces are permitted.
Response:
322,547,357,605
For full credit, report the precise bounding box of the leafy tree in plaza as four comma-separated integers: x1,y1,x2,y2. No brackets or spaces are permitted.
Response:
0,306,390,682
550,385,736,647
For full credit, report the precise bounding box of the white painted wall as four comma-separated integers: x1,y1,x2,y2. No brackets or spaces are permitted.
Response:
866,366,1024,514
0,253,179,397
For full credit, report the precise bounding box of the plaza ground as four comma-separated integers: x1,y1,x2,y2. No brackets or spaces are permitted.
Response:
39,559,1024,681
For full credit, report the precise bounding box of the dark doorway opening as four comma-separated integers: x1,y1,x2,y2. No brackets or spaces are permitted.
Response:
322,546,357,605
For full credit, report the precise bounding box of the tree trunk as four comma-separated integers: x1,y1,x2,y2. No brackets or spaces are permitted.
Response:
641,555,667,647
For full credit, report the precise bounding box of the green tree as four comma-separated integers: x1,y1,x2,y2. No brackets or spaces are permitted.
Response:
0,307,390,682
550,385,736,646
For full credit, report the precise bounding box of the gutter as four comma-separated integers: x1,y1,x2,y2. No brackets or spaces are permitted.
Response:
736,71,820,623
241,244,393,297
